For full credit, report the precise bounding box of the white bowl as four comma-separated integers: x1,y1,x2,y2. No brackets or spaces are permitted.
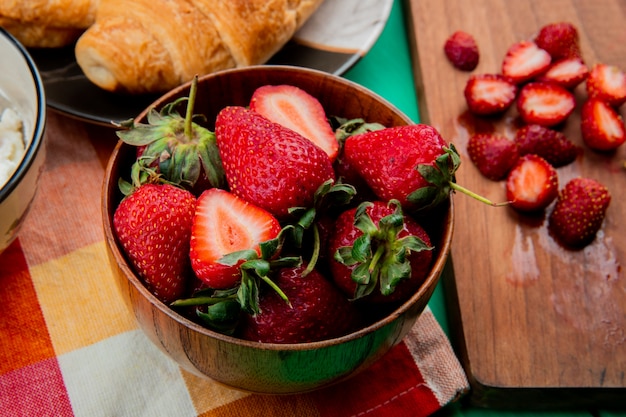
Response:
0,28,47,253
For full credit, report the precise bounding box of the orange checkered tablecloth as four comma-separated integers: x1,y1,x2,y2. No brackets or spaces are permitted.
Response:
0,111,469,417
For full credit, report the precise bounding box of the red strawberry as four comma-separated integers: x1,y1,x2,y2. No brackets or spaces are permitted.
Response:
506,154,558,212
249,84,339,161
215,106,335,220
467,133,520,180
342,124,443,211
240,265,359,343
534,22,581,60
514,124,580,167
464,73,518,115
586,63,626,108
328,201,433,304
189,188,282,289
516,82,576,126
116,77,225,196
501,41,552,84
548,177,611,247
537,57,589,90
344,124,501,211
113,183,196,303
580,98,626,151
444,30,480,71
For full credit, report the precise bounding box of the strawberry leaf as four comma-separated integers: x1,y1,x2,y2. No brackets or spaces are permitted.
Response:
196,299,241,335
334,200,433,300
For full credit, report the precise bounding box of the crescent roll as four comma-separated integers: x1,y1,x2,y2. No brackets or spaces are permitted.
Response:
0,0,99,47
75,0,325,94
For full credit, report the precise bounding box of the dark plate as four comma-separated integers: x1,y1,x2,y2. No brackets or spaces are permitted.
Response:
29,0,393,126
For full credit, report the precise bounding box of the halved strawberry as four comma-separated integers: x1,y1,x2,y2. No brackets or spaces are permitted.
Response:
501,41,552,84
464,73,518,115
537,57,589,90
549,177,611,247
534,22,581,60
515,124,580,167
516,82,576,126
586,63,626,108
580,98,626,151
444,30,480,71
250,84,339,161
189,188,282,289
506,154,559,212
467,132,520,181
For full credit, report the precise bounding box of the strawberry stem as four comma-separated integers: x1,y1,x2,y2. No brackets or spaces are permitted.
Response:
448,181,509,206
184,75,198,139
302,224,321,277
260,275,292,308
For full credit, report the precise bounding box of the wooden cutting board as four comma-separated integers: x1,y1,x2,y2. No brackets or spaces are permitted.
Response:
405,0,626,408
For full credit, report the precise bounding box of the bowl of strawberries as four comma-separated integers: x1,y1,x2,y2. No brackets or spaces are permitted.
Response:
102,65,455,394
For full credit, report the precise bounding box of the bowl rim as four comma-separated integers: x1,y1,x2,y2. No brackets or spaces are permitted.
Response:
102,65,455,351
0,28,47,203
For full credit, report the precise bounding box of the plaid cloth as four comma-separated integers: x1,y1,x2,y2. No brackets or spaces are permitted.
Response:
0,111,469,417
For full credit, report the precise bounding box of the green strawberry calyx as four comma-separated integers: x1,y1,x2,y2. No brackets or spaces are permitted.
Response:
287,179,356,275
332,117,386,143
408,143,507,212
115,75,226,191
334,200,433,300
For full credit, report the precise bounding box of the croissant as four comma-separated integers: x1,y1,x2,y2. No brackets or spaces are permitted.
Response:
0,0,99,47
75,0,325,94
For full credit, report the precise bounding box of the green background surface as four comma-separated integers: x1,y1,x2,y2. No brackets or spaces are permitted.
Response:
343,1,625,416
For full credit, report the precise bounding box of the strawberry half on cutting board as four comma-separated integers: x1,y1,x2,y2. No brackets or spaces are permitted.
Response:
580,98,626,151
505,154,558,212
501,40,552,85
548,177,611,248
464,73,518,115
516,82,576,126
444,30,480,71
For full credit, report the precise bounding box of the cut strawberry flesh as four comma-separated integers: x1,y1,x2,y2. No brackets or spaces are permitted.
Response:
506,155,558,211
464,74,517,115
194,189,279,255
517,82,575,126
502,41,551,84
587,64,626,107
250,85,339,161
190,188,281,288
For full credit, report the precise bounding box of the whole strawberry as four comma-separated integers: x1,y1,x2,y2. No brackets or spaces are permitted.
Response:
240,265,359,343
548,177,611,247
343,124,498,212
328,200,433,304
215,106,335,220
444,30,480,71
114,183,196,303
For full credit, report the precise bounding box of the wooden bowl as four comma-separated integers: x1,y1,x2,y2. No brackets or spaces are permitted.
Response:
102,65,454,394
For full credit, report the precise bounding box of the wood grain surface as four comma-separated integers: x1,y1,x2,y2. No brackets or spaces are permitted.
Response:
405,0,626,408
